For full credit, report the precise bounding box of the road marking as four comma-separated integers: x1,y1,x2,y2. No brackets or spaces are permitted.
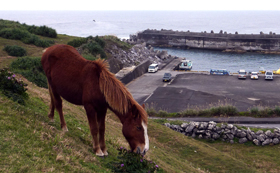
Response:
144,93,153,102
248,98,260,101
163,83,167,87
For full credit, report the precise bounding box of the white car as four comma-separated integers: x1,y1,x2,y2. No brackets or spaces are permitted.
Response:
250,72,258,80
238,69,247,79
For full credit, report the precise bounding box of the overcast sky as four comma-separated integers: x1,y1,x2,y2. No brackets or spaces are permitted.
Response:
1,0,280,11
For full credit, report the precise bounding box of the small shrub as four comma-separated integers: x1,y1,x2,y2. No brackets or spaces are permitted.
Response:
0,68,28,104
94,36,105,48
82,41,107,59
250,107,259,116
10,57,47,88
274,106,280,116
3,45,27,57
67,37,88,47
158,110,169,117
108,147,163,173
146,108,157,117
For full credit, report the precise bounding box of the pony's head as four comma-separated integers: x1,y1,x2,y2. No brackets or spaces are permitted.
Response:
122,104,149,155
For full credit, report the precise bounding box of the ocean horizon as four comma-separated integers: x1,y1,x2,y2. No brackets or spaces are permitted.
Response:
1,10,280,72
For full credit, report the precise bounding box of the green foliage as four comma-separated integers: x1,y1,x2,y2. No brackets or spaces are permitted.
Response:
250,107,259,116
26,25,57,38
158,110,169,117
0,68,28,104
0,19,57,38
67,35,107,59
108,147,163,173
67,37,88,47
3,45,27,57
10,57,48,88
82,41,107,59
0,28,54,48
103,35,132,50
94,36,105,48
82,54,97,61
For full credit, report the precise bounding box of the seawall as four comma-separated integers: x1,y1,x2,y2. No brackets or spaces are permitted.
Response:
130,29,280,54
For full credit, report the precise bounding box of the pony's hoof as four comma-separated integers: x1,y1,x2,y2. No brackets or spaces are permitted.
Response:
103,151,108,156
95,152,104,157
62,126,68,132
49,118,54,123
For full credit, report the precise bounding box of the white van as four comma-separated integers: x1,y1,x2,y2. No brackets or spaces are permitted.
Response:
148,64,158,73
265,70,273,80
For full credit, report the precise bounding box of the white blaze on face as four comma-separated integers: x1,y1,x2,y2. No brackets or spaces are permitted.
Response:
142,121,149,152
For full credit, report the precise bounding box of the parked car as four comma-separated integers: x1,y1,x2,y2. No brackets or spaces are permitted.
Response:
265,70,273,80
148,63,158,73
162,73,172,82
238,69,247,79
210,69,230,75
250,72,258,80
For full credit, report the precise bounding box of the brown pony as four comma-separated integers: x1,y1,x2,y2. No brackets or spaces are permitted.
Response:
41,44,149,156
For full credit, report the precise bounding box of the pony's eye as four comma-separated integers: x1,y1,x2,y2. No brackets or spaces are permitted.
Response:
137,126,142,131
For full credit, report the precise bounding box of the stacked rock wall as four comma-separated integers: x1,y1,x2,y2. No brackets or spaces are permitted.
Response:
164,121,280,146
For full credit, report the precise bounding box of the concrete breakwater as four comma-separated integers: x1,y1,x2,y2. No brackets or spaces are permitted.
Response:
164,122,280,146
129,29,280,54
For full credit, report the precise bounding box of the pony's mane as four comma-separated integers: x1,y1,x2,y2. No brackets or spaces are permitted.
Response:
95,59,148,123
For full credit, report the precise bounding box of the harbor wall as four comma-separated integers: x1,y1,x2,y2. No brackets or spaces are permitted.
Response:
130,29,280,54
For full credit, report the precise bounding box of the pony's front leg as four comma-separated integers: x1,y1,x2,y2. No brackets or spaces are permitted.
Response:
97,108,108,156
84,104,104,156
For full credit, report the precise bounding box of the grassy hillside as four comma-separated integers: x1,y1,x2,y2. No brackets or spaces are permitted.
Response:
1,20,280,172
1,74,280,172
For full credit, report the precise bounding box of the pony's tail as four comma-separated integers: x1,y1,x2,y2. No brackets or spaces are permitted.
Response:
97,59,131,114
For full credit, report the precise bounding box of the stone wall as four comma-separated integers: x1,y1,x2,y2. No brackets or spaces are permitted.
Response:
133,29,280,54
164,121,280,146
117,59,151,85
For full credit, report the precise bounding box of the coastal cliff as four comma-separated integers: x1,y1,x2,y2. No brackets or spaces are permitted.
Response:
129,29,280,54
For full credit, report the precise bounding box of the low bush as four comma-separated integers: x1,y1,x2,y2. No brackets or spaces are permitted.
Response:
3,45,27,57
0,28,53,47
10,57,47,88
67,37,88,47
107,147,163,173
82,41,107,59
0,68,28,104
26,25,57,38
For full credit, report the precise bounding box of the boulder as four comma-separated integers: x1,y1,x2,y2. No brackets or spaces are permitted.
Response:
239,137,248,144
273,138,279,145
253,139,261,146
262,139,272,146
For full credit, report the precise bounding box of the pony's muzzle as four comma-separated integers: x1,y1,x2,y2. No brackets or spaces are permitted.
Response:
136,147,148,155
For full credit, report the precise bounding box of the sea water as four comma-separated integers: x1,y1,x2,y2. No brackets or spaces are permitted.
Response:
0,10,279,71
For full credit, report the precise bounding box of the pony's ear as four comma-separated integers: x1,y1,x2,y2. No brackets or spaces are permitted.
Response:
132,104,139,117
142,104,145,109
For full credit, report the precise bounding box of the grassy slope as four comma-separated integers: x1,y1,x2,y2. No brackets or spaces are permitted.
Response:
1,35,280,173
1,74,280,173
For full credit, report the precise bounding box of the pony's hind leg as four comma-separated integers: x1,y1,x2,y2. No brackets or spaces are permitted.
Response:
47,83,55,122
97,108,108,156
48,84,68,131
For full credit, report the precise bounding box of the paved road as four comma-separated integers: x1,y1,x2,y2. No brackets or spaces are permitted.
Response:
127,58,280,113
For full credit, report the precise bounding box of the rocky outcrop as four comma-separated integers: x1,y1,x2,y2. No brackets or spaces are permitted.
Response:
164,121,280,146
129,29,280,54
106,42,175,73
